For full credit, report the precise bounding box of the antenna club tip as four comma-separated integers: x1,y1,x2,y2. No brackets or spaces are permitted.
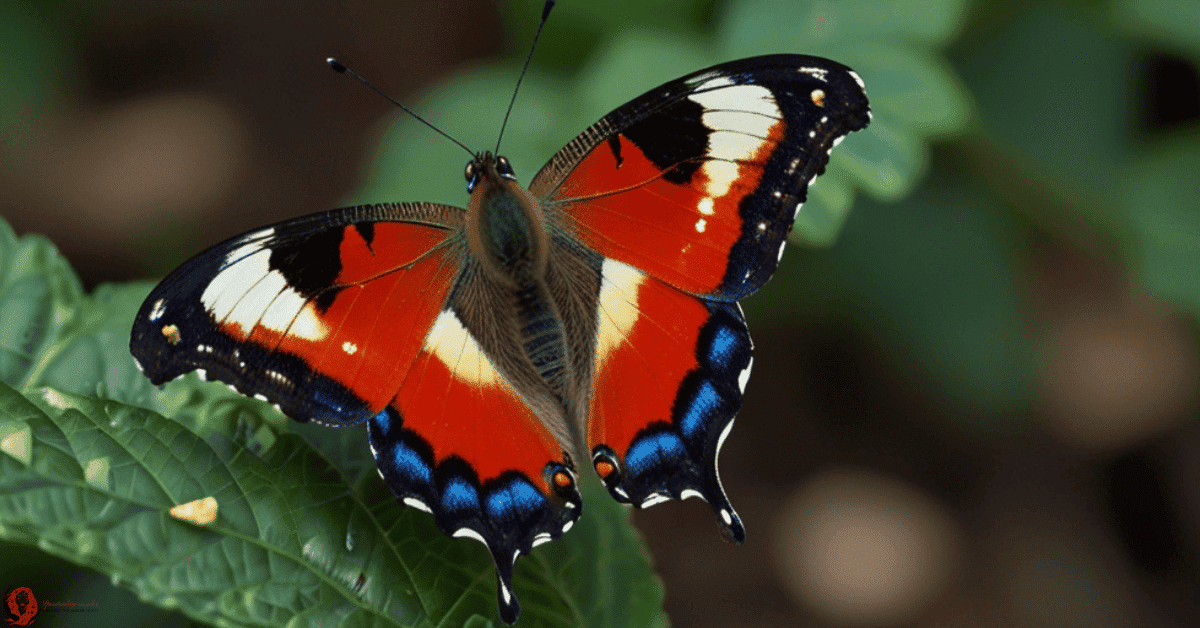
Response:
542,0,555,19
327,58,347,73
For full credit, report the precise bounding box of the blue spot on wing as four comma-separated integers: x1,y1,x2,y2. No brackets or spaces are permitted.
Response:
390,440,432,485
708,325,739,363
372,408,391,432
680,381,721,438
443,478,480,511
485,480,545,520
626,432,686,475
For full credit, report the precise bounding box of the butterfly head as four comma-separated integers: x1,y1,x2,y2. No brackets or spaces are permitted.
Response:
465,152,518,193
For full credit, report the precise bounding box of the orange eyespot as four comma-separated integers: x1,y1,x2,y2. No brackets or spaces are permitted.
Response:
553,471,573,488
162,324,181,345
594,460,615,479
811,88,826,107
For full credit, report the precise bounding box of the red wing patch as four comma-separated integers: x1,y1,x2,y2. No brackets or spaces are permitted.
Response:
368,307,582,626
131,205,463,427
203,225,457,415
558,120,780,297
585,258,752,542
536,57,872,302
204,224,456,413
586,258,712,454
393,309,564,490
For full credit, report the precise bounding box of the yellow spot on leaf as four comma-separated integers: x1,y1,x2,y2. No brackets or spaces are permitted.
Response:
170,496,219,526
0,422,32,466
85,457,111,491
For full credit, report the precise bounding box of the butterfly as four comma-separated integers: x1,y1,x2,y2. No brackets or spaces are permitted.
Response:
130,53,870,623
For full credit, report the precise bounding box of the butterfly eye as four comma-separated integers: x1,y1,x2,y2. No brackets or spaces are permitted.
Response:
496,156,517,180
464,162,478,192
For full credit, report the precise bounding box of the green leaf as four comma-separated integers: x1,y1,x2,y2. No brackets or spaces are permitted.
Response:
754,169,1038,435
0,382,426,626
358,467,666,628
0,380,665,627
0,220,86,389
0,221,214,418
0,2,69,134
951,2,1200,333
1111,0,1200,58
1124,131,1200,319
955,3,1139,206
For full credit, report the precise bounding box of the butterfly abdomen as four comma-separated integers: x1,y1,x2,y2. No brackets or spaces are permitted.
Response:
515,283,568,392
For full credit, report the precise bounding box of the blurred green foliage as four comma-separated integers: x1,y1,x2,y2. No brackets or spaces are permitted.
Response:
0,2,71,134
2,0,1200,626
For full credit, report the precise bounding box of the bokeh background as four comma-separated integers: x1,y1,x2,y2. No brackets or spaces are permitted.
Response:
3,0,1200,626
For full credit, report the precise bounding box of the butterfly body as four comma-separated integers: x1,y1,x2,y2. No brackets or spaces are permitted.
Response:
131,54,870,623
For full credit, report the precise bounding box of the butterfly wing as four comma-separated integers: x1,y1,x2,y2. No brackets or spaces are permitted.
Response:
131,203,463,423
131,202,582,623
532,54,870,537
371,253,586,624
587,259,753,541
533,54,870,301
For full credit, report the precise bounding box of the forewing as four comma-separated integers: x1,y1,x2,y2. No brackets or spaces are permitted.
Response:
532,54,870,301
131,202,464,426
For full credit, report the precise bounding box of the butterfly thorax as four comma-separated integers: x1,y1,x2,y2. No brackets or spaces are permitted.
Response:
465,152,549,288
461,152,580,450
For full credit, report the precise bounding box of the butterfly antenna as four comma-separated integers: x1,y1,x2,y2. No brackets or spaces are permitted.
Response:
494,0,555,155
328,57,475,157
